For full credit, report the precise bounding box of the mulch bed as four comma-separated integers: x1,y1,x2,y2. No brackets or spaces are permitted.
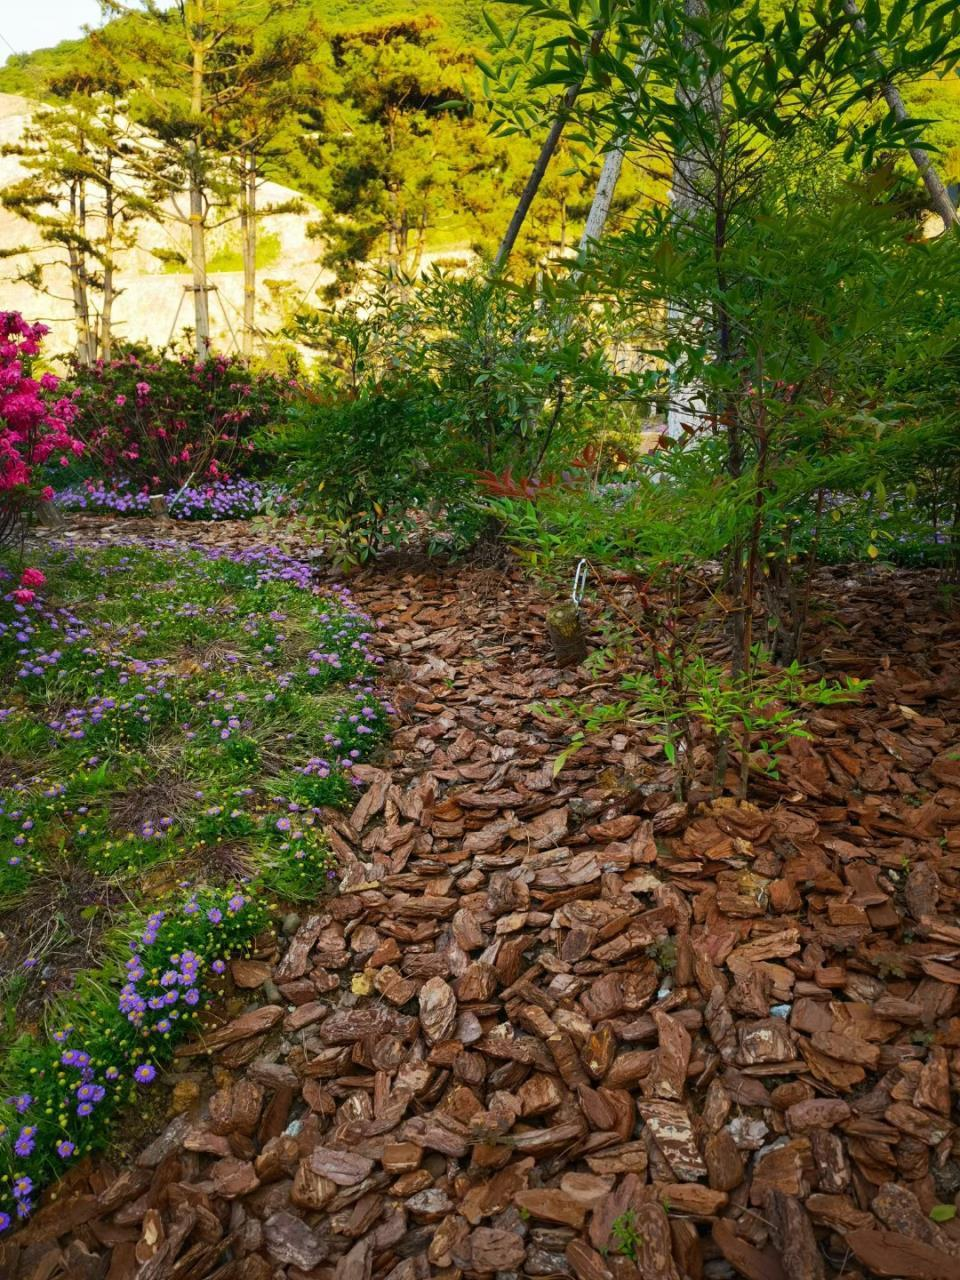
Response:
4,520,960,1280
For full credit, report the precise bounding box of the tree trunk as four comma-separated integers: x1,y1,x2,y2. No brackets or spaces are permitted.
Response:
574,47,650,263
493,74,586,273
189,1,212,361
666,0,724,438
101,164,116,363
240,148,257,360
578,146,627,255
842,0,958,232
68,179,95,367
409,211,428,278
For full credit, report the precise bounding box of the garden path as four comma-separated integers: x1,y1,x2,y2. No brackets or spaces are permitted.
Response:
7,518,960,1280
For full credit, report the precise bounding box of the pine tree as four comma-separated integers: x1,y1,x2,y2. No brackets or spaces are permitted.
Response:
96,0,308,360
0,63,157,363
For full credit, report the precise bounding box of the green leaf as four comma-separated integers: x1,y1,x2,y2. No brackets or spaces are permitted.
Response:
930,1205,957,1223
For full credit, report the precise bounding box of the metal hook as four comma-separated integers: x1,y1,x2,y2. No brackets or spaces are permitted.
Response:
571,559,588,609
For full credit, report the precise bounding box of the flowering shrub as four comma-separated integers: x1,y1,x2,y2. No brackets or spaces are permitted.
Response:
0,539,392,1229
0,313,83,543
67,349,294,490
57,477,297,522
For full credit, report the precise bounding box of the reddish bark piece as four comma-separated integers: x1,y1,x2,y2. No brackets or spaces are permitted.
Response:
704,1128,745,1190
630,1201,683,1280
712,1219,789,1280
647,1009,692,1100
291,1162,337,1210
419,975,458,1043
308,1147,375,1185
872,1183,950,1248
566,1240,615,1280
231,958,272,988
210,1157,259,1199
765,1191,825,1280
513,1188,587,1229
285,1000,328,1031
637,1100,707,1180
749,1141,810,1205
846,1228,960,1279
809,1029,880,1068
468,1227,526,1271
560,1172,615,1209
335,1238,374,1280
655,1183,728,1217
181,1004,283,1054
382,1142,422,1172
275,914,326,981
374,965,417,1006
784,1097,851,1133
263,1211,327,1270
805,1193,874,1232
318,1006,417,1043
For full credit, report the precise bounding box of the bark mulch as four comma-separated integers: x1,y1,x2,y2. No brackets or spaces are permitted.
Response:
5,527,960,1280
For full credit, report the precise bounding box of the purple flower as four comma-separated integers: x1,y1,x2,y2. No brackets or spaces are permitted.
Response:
57,1140,76,1159
206,907,222,924
134,1064,156,1084
12,1176,32,1200
227,894,245,912
77,1102,94,1117
211,959,226,975
0,1212,9,1232
6,1093,31,1114
14,1126,36,1157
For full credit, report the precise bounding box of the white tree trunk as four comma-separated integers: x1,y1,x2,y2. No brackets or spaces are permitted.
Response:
240,150,257,359
189,1,211,361
842,0,958,232
666,0,723,439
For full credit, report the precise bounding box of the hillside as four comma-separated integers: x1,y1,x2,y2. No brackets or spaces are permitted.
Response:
0,1,514,96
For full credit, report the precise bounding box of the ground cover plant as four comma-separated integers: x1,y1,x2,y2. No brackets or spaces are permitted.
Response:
0,538,389,1229
55,477,296,522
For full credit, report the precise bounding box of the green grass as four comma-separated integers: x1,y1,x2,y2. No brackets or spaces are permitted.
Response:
0,538,389,1230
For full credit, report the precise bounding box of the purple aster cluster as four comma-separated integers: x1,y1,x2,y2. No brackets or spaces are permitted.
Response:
55,479,296,522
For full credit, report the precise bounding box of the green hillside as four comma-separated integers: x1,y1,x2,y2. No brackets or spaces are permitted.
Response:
0,1,515,95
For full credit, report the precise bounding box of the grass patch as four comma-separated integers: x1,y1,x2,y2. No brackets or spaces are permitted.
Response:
0,538,389,1230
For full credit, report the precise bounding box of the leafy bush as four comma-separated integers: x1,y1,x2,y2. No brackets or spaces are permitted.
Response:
281,270,630,559
66,348,295,490
273,381,461,563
